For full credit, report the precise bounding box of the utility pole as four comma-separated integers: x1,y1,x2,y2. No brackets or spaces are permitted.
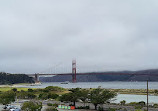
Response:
147,80,149,111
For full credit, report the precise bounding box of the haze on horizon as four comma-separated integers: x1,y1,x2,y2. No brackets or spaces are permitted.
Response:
0,0,158,74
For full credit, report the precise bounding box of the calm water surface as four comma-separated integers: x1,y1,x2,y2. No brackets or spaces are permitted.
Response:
114,94,158,104
19,82,158,89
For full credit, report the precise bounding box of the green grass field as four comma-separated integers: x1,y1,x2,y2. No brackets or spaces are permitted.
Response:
0,87,36,92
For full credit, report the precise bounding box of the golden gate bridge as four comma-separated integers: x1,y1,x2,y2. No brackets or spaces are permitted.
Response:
24,60,158,83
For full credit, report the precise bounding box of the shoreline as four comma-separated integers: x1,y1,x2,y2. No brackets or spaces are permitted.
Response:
0,82,158,96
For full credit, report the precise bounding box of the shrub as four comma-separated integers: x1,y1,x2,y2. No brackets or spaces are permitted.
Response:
85,106,89,109
76,106,89,109
107,108,116,111
28,88,34,92
46,107,58,111
153,104,158,108
76,106,83,109
138,101,145,106
69,104,74,106
135,105,143,110
98,106,104,111
52,103,58,107
154,90,158,94
12,88,17,92
120,100,126,105
47,103,52,106
129,102,138,106
49,93,59,99
27,93,36,99
43,89,49,93
45,86,64,92
39,93,59,100
135,109,143,111
21,101,42,111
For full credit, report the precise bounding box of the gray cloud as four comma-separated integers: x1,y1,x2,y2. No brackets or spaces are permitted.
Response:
0,0,158,73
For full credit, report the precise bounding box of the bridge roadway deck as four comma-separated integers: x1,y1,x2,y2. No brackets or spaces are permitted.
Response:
26,73,158,76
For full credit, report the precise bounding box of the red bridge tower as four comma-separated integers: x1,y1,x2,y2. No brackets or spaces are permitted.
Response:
72,60,76,83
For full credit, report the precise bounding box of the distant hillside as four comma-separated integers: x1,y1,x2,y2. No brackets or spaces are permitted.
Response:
40,69,158,82
0,72,34,84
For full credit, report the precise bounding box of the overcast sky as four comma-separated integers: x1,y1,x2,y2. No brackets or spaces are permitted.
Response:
1,0,158,73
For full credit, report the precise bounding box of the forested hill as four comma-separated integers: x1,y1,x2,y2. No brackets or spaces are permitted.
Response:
0,72,34,84
40,69,158,82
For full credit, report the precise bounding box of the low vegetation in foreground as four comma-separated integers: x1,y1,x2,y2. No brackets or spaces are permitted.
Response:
0,86,157,111
110,89,158,96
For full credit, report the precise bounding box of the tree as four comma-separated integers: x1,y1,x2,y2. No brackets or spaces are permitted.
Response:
27,93,36,99
39,93,59,100
59,93,71,102
17,92,36,99
21,101,42,111
0,72,34,84
154,89,158,94
138,101,145,106
48,93,59,99
17,91,28,99
39,93,48,100
0,91,16,107
120,100,126,105
80,89,89,106
60,88,81,107
89,88,116,110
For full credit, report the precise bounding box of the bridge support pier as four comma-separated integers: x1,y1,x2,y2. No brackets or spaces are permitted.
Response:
35,73,39,83
72,60,76,83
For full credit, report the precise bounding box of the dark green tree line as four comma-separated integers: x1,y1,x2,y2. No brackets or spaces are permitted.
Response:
0,72,34,84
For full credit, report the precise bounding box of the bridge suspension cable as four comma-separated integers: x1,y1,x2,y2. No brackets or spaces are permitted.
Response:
38,62,62,74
